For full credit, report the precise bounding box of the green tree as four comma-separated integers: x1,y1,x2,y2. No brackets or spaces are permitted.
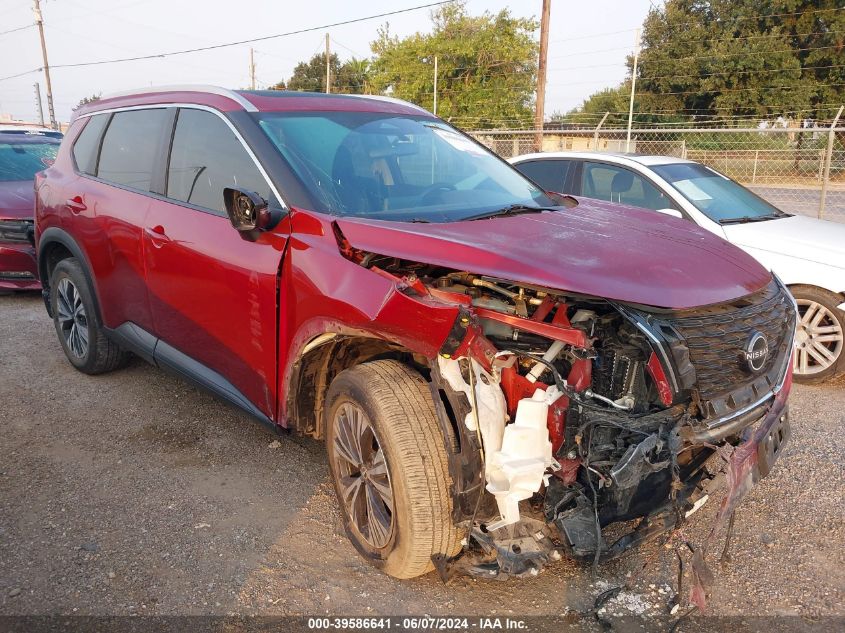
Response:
279,53,371,94
571,0,844,124
554,85,631,127
286,52,342,92
74,93,101,110
369,1,539,129
337,57,372,94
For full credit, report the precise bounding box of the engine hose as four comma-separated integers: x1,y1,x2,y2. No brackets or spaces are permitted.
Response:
494,349,610,412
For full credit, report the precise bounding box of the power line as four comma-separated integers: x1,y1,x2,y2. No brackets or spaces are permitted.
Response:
656,81,845,97
635,5,845,32
0,22,33,36
639,44,843,66
0,66,42,82
45,1,454,70
549,27,638,45
546,7,845,49
640,62,845,83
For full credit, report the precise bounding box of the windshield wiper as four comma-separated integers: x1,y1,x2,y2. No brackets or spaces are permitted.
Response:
718,214,785,225
464,204,553,221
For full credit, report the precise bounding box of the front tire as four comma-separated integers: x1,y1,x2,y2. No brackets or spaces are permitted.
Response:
791,285,845,383
325,360,462,578
50,258,128,374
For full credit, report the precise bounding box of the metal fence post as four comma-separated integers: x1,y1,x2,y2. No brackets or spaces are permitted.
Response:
819,106,844,219
593,112,609,150
752,150,758,183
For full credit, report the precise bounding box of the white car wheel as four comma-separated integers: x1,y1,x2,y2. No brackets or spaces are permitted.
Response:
791,287,845,383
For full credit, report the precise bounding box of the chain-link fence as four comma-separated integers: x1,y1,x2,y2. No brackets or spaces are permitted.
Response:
469,126,845,222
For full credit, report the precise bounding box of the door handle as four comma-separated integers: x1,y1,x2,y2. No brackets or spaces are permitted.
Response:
66,196,87,213
145,225,171,247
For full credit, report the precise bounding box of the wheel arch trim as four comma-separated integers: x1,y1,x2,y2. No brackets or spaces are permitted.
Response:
37,227,102,321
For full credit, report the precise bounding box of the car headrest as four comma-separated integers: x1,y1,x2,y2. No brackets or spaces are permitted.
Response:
610,170,634,193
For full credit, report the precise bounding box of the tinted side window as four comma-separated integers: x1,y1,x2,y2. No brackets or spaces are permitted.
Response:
515,160,573,194
167,108,271,215
97,109,167,191
72,114,108,175
581,163,670,211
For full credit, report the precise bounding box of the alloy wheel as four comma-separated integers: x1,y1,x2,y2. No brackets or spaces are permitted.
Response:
793,299,843,375
56,278,89,359
331,402,395,549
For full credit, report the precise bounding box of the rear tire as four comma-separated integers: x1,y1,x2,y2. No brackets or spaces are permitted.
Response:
325,360,462,578
50,258,129,374
790,285,845,384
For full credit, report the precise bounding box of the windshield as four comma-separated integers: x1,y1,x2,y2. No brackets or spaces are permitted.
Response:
0,139,59,182
256,112,557,222
651,162,786,223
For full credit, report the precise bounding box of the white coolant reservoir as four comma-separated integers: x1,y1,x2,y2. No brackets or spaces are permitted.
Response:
485,387,560,531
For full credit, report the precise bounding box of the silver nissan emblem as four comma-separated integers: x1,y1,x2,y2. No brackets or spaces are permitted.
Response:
744,332,769,373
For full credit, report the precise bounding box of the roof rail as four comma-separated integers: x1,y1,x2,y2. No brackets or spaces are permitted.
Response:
346,93,430,115
97,85,257,112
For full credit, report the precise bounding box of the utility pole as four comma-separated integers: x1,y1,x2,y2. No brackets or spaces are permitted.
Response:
325,33,331,94
249,48,256,90
534,0,551,152
34,82,45,127
819,105,844,219
33,0,57,130
433,55,438,115
625,28,641,153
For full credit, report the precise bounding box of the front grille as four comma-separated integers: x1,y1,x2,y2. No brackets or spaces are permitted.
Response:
665,281,794,401
0,219,33,244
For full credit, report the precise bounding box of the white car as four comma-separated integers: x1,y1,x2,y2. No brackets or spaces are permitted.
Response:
510,151,845,383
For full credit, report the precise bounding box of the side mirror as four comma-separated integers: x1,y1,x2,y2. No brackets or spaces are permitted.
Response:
656,208,683,219
223,187,282,233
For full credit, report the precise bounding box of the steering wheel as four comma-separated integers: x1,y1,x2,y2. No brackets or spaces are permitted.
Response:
419,182,457,205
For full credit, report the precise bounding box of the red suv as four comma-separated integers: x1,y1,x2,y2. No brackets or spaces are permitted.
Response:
35,86,795,580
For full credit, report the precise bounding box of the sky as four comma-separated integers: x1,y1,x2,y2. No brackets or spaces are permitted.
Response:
0,0,657,126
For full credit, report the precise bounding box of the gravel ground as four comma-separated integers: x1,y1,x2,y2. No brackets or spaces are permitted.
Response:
1,292,844,624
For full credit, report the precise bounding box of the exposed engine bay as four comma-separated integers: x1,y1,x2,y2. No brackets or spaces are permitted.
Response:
354,251,795,588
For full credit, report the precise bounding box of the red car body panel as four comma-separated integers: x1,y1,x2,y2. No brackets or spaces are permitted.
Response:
334,197,771,310
276,209,462,424
142,201,290,419
43,172,157,331
0,181,40,290
0,180,34,214
0,243,39,290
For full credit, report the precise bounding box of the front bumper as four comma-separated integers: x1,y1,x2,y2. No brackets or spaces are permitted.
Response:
560,368,793,564
0,242,40,291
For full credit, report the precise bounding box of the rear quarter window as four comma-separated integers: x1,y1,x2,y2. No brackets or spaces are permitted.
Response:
97,109,168,191
72,114,108,175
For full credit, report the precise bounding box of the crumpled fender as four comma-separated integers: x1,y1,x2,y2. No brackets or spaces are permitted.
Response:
277,209,463,423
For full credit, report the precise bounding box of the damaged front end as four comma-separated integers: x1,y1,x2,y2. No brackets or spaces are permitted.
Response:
335,238,796,582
